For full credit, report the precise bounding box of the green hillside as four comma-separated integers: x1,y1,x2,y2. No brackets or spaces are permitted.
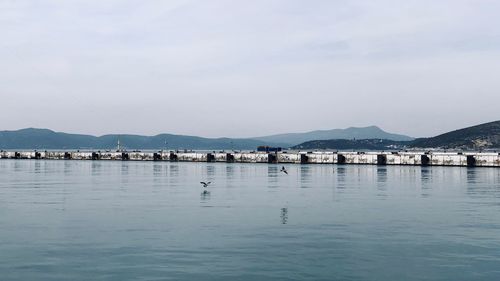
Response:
410,120,500,149
292,139,408,150
292,120,500,150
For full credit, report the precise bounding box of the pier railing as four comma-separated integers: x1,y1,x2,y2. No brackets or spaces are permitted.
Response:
1,151,499,167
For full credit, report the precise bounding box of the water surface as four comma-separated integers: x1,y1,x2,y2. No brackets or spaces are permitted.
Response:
1,160,499,280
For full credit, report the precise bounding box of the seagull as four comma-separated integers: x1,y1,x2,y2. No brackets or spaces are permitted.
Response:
280,166,288,174
200,181,211,188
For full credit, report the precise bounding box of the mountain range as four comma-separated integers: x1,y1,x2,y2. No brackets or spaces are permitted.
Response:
293,120,500,150
0,126,413,150
3,121,496,150
253,126,414,144
0,128,280,150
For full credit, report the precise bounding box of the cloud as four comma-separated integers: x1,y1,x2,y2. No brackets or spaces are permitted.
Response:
0,0,499,137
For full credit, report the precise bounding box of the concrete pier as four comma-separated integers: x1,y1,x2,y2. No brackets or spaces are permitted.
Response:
1,150,499,167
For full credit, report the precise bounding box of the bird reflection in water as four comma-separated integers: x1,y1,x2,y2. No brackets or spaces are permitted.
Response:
200,190,211,201
280,207,288,224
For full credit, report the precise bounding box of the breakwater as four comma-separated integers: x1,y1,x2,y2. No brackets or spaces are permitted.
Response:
1,150,499,167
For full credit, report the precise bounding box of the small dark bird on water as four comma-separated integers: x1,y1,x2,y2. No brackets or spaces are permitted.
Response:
280,166,288,174
200,181,211,187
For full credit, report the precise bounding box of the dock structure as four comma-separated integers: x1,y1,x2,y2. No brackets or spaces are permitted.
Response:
1,150,499,167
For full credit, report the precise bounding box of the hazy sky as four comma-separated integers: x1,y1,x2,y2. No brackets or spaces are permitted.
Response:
1,0,499,138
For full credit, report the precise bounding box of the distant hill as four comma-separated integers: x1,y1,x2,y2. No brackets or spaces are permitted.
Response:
291,120,500,150
253,126,414,146
0,128,286,150
0,126,415,150
292,139,408,150
410,120,500,149
4,121,496,151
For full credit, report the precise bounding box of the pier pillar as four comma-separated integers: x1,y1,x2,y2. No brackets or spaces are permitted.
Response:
153,153,162,161
300,154,308,164
337,154,346,164
377,154,387,165
268,153,277,164
207,153,215,162
169,153,178,161
466,155,476,167
92,152,100,160
226,153,235,163
14,152,20,159
64,152,71,160
421,155,430,166
121,152,129,161
34,152,41,159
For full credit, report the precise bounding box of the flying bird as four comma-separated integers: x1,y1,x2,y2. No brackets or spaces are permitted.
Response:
280,166,288,174
200,181,211,187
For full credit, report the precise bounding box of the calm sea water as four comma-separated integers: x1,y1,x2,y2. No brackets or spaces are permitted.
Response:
0,160,499,281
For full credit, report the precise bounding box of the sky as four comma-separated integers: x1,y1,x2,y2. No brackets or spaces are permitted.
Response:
1,0,499,138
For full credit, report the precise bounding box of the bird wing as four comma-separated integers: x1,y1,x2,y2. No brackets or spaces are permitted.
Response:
207,182,211,185
200,182,206,185
284,171,288,174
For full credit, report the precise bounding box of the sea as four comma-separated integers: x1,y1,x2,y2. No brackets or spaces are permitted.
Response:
1,159,499,280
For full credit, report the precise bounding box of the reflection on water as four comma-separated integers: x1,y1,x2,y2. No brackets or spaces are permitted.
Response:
206,165,216,177
336,166,347,189
91,161,102,176
168,164,179,177
300,166,311,188
267,165,278,188
34,161,41,173
0,160,500,281
152,164,163,176
419,167,433,198
226,166,235,180
280,207,288,224
376,166,388,199
200,191,211,202
376,166,387,183
467,168,478,184
421,166,431,183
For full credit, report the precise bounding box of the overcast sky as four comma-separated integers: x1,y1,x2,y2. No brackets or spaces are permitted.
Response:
1,0,499,138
